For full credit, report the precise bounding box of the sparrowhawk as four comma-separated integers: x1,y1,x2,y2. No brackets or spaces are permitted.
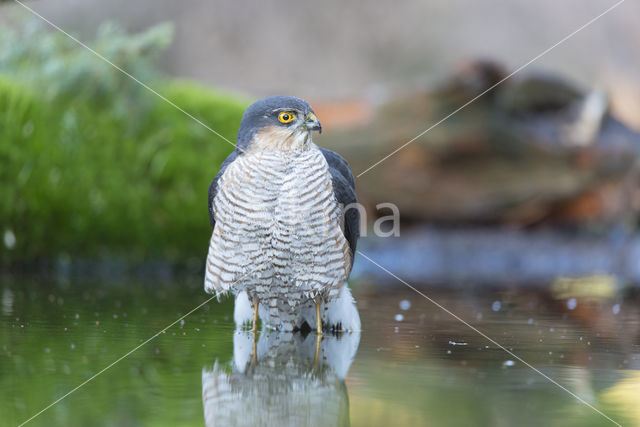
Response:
205,96,360,333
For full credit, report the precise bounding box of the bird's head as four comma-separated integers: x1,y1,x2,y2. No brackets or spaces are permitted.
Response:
235,96,322,152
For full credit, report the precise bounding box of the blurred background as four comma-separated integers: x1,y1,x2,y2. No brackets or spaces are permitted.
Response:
2,1,640,426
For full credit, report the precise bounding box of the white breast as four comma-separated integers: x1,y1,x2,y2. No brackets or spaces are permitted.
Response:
204,145,351,311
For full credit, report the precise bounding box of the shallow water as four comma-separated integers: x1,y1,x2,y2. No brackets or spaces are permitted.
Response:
3,278,639,426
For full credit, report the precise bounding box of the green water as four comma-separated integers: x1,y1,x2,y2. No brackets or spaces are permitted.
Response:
3,278,639,426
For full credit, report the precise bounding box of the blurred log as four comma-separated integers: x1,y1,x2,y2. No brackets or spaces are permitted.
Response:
353,226,640,288
317,60,640,227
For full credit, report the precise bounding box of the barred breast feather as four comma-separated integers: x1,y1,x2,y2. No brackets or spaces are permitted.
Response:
204,144,352,328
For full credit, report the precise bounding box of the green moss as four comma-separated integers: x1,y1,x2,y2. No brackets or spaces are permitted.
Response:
0,22,249,266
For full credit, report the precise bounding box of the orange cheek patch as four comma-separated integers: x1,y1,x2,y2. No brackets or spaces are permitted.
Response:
248,126,300,151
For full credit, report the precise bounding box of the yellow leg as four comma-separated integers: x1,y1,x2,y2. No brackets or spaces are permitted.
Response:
315,301,323,335
252,298,259,335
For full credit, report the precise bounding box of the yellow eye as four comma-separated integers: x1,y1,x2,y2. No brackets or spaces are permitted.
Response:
278,111,296,123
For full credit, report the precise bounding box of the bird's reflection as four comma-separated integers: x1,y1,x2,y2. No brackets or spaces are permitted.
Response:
202,330,360,427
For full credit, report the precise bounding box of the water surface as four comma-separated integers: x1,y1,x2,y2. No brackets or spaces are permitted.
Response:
3,278,639,426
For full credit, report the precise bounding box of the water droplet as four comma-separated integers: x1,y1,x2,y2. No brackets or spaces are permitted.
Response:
491,301,501,312
612,304,621,315
502,360,515,367
3,230,16,249
399,300,411,311
394,314,404,322
567,298,577,310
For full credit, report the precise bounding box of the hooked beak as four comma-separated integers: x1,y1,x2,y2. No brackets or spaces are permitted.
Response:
304,112,322,134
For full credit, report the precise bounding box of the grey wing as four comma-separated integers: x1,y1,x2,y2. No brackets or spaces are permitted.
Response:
208,151,239,229
320,148,360,258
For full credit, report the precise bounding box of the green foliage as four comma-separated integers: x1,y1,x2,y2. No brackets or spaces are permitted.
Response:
0,20,173,113
0,21,248,265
